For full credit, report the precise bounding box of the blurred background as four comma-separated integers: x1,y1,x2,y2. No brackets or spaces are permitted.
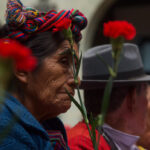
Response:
1,0,150,127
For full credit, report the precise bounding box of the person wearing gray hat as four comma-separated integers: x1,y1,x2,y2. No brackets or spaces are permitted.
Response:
67,43,148,150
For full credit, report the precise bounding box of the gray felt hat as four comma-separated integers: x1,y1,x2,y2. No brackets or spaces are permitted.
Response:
80,43,150,89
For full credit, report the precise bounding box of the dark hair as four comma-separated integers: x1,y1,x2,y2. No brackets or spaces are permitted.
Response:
0,25,69,59
84,84,143,116
0,25,79,93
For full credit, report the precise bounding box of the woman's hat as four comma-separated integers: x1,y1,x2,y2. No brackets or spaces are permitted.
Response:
80,43,150,89
6,0,87,41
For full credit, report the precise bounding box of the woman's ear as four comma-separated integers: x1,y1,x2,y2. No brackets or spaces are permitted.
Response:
13,68,29,84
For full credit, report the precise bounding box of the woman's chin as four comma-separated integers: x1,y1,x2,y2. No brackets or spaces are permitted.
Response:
60,101,71,113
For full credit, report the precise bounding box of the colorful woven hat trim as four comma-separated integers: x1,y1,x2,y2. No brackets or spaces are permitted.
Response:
47,130,68,150
39,10,70,32
6,0,87,42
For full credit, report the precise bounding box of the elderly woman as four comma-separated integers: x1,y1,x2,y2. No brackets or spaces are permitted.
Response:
0,0,87,149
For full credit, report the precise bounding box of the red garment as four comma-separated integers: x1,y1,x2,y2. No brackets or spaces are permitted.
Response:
67,122,111,150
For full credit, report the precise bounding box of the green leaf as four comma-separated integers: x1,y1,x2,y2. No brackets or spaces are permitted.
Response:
73,51,79,62
100,76,113,125
65,88,83,114
89,114,96,140
95,114,103,127
111,36,124,52
71,50,77,80
83,114,97,150
76,86,88,120
108,66,116,77
0,58,13,90
63,28,73,44
75,53,82,79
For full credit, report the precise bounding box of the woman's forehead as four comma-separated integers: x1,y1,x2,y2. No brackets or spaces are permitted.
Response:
58,40,78,51
60,40,70,47
47,41,78,58
59,40,78,48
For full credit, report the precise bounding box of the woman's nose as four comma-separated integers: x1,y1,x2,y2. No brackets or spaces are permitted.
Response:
68,76,81,88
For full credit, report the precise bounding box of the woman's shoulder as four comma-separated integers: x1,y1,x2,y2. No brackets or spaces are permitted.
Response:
0,94,53,150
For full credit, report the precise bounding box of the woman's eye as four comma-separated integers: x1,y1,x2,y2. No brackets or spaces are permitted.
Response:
60,57,69,66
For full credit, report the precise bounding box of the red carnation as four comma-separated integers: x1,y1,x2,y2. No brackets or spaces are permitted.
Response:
16,56,37,71
53,18,72,32
103,21,136,40
0,39,37,71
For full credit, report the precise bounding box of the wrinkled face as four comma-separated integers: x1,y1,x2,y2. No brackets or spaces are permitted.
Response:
26,40,79,121
134,83,148,135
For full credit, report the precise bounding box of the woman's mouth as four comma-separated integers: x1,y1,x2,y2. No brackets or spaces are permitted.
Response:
59,90,75,96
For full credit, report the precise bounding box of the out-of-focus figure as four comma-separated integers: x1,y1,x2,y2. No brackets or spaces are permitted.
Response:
138,85,150,149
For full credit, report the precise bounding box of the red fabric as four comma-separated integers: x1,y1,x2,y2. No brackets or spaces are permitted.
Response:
67,122,111,150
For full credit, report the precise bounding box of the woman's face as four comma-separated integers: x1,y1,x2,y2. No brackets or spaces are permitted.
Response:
24,40,79,121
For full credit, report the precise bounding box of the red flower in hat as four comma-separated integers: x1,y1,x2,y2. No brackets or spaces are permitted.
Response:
0,39,37,71
53,18,72,32
103,21,136,40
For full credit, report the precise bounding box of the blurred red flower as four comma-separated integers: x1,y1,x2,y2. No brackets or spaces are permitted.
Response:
0,39,37,71
103,21,136,40
53,18,72,32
